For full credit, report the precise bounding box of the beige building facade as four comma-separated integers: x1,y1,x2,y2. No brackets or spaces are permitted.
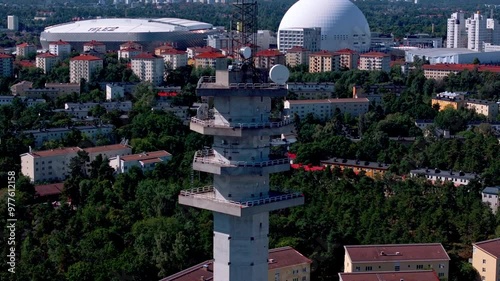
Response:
309,50,339,73
472,238,500,281
466,99,499,120
131,53,165,86
69,54,103,83
359,52,390,72
285,46,311,67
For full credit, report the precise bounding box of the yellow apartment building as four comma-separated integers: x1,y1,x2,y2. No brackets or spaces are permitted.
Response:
472,238,500,281
320,158,390,179
335,48,359,70
309,50,340,73
344,243,450,280
466,99,499,120
160,246,312,281
431,92,466,111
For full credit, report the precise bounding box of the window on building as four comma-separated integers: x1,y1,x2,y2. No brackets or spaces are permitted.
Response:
395,265,400,271
355,267,360,272
416,265,424,270
275,272,280,281
483,259,487,264
365,266,372,271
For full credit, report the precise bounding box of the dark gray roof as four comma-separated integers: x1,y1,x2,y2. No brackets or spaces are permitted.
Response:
483,186,500,195
321,158,390,170
410,168,477,180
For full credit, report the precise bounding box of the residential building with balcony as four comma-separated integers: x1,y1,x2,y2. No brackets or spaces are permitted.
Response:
21,144,132,183
83,40,106,53
16,43,37,58
253,49,285,70
277,27,321,53
160,246,311,281
0,96,45,107
321,158,390,179
335,48,359,70
155,46,188,70
284,98,369,121
285,46,310,67
194,52,226,69
119,41,142,51
131,53,164,86
472,238,500,281
109,150,172,173
409,168,478,186
339,270,440,281
0,53,13,77
69,54,103,83
309,50,339,73
465,99,499,120
431,91,466,111
49,40,71,58
36,52,58,74
286,82,334,100
482,186,500,214
359,52,390,72
118,48,142,60
423,64,500,80
186,46,221,59
344,243,450,279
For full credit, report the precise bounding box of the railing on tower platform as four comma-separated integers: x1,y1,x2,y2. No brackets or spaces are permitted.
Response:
193,149,289,167
197,76,287,89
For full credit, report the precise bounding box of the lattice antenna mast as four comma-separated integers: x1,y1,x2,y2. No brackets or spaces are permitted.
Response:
231,0,258,67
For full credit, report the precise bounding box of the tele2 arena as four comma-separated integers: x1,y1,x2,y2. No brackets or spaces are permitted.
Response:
40,18,219,51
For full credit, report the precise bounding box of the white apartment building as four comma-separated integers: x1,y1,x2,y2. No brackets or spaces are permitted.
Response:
131,53,164,86
409,168,478,186
16,43,37,57
83,40,106,53
482,186,500,214
447,12,467,48
286,82,335,99
152,102,190,123
109,150,172,174
284,98,369,121
0,53,13,77
118,48,142,60
0,96,45,107
22,125,114,147
359,52,390,72
106,84,125,100
49,40,71,58
64,101,132,114
465,99,499,120
21,144,132,183
194,52,226,69
159,49,187,70
7,15,19,31
467,12,490,51
69,54,103,83
36,53,58,74
278,27,321,53
120,41,143,51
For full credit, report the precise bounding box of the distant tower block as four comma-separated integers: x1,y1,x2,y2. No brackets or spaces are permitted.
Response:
179,63,303,281
7,15,18,31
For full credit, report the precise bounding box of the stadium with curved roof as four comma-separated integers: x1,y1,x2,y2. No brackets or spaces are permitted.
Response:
278,0,371,52
40,18,218,51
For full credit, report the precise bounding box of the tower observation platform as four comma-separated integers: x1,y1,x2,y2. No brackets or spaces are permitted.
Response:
179,64,304,281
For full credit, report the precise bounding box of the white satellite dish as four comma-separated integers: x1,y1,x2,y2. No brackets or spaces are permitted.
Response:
269,64,290,85
240,46,252,59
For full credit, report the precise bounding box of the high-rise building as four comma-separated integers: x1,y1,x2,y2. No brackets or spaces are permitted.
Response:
36,53,59,74
447,12,467,48
16,43,37,58
467,12,490,51
69,54,103,83
359,52,390,72
278,27,321,53
309,50,340,73
179,62,303,281
49,40,72,58
285,46,311,67
131,53,164,86
0,54,13,78
7,15,19,31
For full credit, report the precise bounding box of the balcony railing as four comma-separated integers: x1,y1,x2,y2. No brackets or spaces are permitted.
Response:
179,185,304,208
193,149,289,167
191,117,293,129
198,76,286,89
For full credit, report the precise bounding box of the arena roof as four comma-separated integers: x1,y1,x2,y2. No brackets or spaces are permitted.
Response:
43,18,213,34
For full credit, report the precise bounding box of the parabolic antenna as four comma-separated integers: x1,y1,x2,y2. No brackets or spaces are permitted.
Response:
269,64,290,85
240,46,252,59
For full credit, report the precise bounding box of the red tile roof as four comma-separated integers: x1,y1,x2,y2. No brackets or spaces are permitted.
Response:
16,60,35,68
255,49,283,57
158,49,186,55
37,52,58,58
189,46,220,53
119,47,141,52
84,40,105,46
345,243,450,262
339,270,440,281
195,52,226,59
120,41,142,48
310,50,338,56
160,246,310,281
0,53,13,59
286,46,309,52
140,158,164,164
132,52,162,60
360,51,389,58
422,63,500,73
335,48,357,55
474,238,500,258
35,182,64,197
84,144,131,154
50,39,70,45
17,43,34,48
120,150,171,162
70,54,102,61
27,147,81,158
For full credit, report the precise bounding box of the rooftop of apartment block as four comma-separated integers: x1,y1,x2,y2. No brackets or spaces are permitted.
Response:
339,270,439,281
474,238,500,258
345,243,450,262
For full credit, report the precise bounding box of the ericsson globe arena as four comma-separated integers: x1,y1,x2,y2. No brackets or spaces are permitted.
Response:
278,0,371,53
40,18,218,51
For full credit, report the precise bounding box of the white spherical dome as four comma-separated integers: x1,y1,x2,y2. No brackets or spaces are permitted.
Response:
278,0,371,52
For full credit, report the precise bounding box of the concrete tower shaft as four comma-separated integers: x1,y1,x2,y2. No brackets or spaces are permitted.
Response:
179,67,303,281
